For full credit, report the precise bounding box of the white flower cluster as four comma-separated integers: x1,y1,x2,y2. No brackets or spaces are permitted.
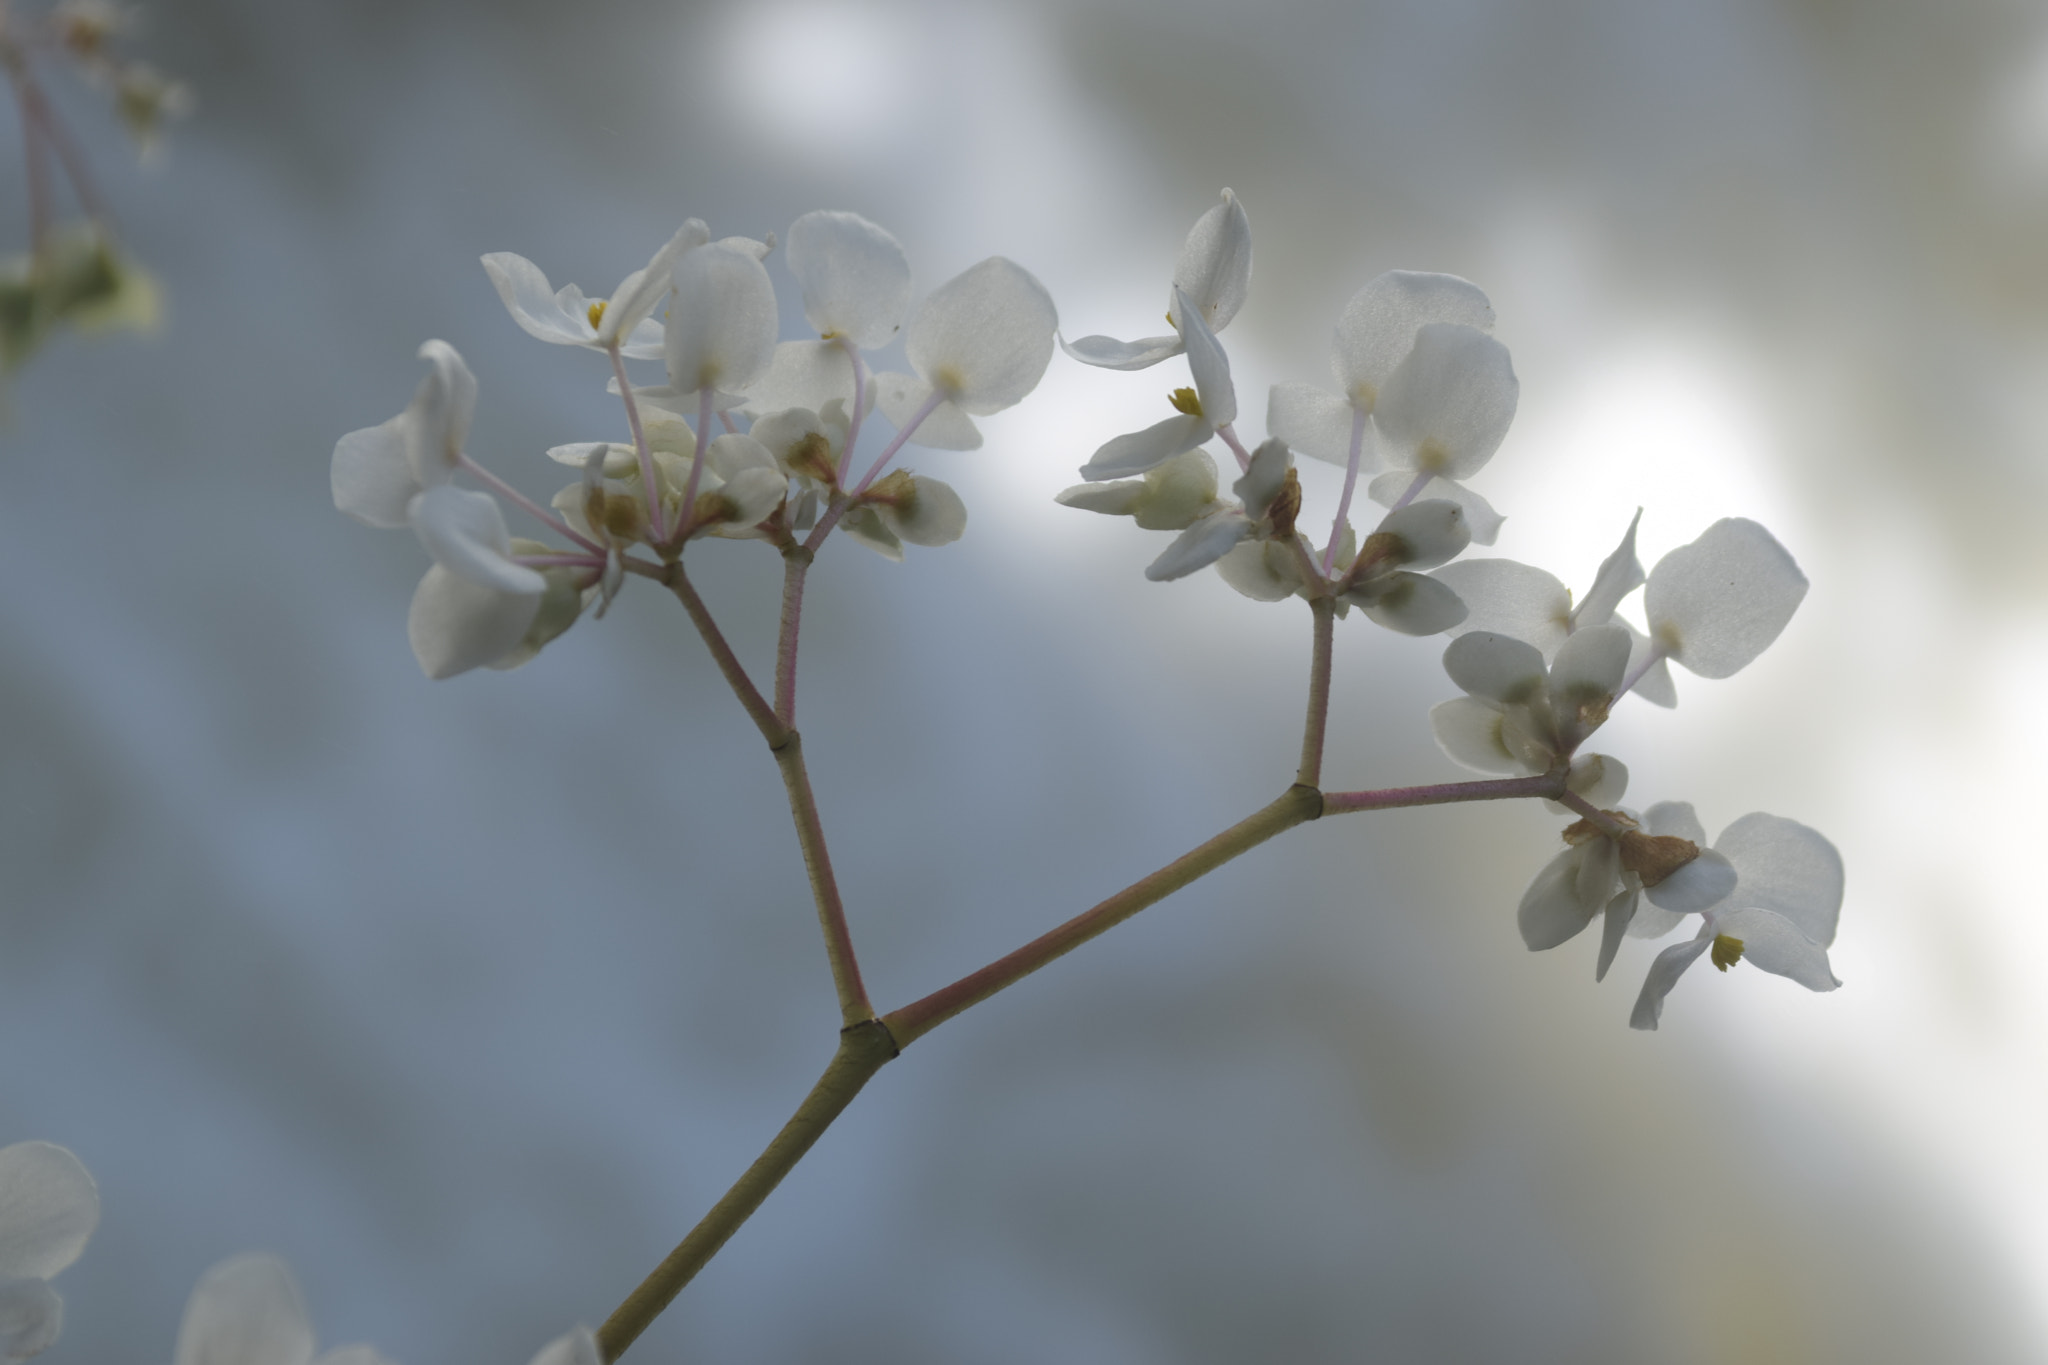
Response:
0,1141,96,1364
334,212,1058,678
1063,192,1842,1029
1059,190,1515,634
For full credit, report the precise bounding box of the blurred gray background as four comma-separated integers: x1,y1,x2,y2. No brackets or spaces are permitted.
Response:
5,0,2047,1361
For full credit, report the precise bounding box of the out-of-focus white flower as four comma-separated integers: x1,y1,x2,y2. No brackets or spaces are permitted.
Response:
1056,446,1229,533
1629,809,1843,1030
550,422,789,547
1062,188,1252,371
525,1327,601,1365
482,220,710,359
1076,289,1237,481
0,1142,97,1363
873,257,1058,451
839,469,969,560
331,342,548,679
1431,622,1641,789
174,1253,398,1365
629,240,781,415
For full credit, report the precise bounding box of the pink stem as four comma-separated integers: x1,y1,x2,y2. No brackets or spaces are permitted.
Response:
457,454,604,554
676,387,715,538
835,337,869,485
1216,422,1253,473
1321,408,1367,576
610,344,668,544
1386,468,1432,514
1322,772,1565,813
850,387,942,496
1613,644,1667,703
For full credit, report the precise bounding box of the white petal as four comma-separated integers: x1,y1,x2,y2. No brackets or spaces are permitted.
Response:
331,416,421,529
0,1277,61,1362
1644,848,1737,912
1058,332,1182,371
706,433,779,479
1332,271,1495,403
1214,539,1303,602
544,441,624,471
1130,448,1224,530
408,565,544,681
1055,481,1146,517
1429,697,1523,775
1079,414,1209,480
1630,936,1713,1030
665,242,778,395
1713,813,1844,948
1233,438,1291,520
1520,846,1600,950
1365,471,1504,545
906,257,1057,415
1146,508,1251,581
785,210,912,349
876,474,968,546
1643,518,1808,679
1565,752,1628,807
599,220,710,352
1442,631,1548,706
0,1145,96,1281
1266,382,1357,466
838,504,903,560
479,253,590,346
1353,572,1467,635
740,340,857,417
1713,908,1840,991
872,373,981,450
1548,626,1630,716
1576,833,1623,908
1575,508,1645,628
1373,323,1518,480
1596,888,1639,982
404,340,476,486
1644,801,1707,845
1173,288,1237,427
409,487,547,595
175,1254,316,1365
1430,559,1570,655
1374,499,1469,570
1620,622,1678,707
1627,903,1689,940
703,466,789,534
526,1327,602,1365
1171,188,1253,331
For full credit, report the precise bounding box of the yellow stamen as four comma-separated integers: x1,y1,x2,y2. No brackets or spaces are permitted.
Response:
586,299,607,331
1168,386,1202,417
1711,934,1746,972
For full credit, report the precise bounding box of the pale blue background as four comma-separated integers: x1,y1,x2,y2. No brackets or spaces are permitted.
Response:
5,1,2047,1361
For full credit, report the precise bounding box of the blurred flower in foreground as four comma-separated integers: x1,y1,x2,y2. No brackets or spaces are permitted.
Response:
0,1140,98,1363
0,0,186,376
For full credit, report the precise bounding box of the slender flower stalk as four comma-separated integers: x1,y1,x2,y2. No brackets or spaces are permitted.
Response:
675,386,716,540
609,343,668,544
850,389,942,496
459,454,605,554
1298,598,1335,787
1322,772,1566,813
1215,421,1254,471
774,546,812,724
834,335,870,484
1322,408,1368,575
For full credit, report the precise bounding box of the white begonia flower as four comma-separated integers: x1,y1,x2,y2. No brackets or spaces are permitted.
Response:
1431,623,1638,785
1642,517,1808,680
0,1142,97,1363
1370,321,1518,498
1630,810,1844,1030
742,211,909,419
1062,188,1252,371
1322,501,1473,634
480,219,710,359
1518,801,1737,979
873,257,1058,451
1114,438,1298,584
1057,445,1228,532
174,1253,398,1365
549,424,787,546
1077,289,1237,481
331,343,547,680
654,240,780,410
840,469,969,560
1433,509,1677,706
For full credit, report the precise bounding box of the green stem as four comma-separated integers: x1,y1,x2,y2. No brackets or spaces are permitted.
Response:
772,731,874,1027
882,785,1324,1048
596,1021,899,1363
774,546,812,725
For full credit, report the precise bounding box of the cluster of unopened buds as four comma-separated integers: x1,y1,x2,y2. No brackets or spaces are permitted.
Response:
0,0,187,374
311,189,1841,1361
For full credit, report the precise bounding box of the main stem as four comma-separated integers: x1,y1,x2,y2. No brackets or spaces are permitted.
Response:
1297,599,1335,788
595,1020,899,1363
